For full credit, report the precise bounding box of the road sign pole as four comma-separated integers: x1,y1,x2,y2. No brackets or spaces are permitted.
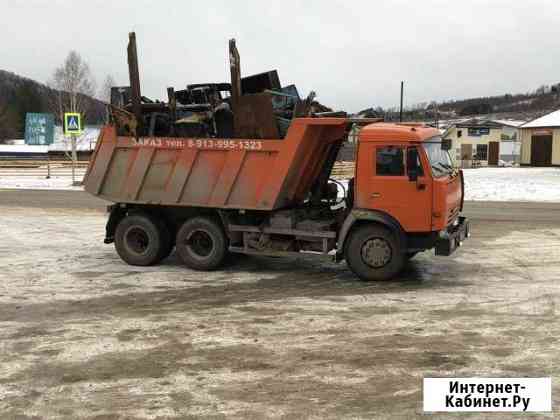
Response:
71,133,77,185
63,113,82,185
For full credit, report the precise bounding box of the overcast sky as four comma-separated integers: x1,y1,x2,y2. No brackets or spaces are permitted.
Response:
2,0,560,112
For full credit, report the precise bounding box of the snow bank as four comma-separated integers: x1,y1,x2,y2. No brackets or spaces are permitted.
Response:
0,176,83,191
0,144,49,153
463,167,560,202
0,127,100,154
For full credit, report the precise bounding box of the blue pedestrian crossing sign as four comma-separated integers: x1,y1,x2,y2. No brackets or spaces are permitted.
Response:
64,112,83,135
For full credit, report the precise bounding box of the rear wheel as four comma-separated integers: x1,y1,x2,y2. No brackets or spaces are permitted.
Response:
345,224,405,281
115,213,166,266
175,217,228,270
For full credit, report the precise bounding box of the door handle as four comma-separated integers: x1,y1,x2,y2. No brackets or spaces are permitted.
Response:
371,192,381,198
417,183,426,191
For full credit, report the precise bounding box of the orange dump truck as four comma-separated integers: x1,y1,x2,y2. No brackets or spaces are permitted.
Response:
84,118,469,281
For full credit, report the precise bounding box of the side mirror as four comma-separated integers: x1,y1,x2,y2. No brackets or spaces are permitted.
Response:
407,148,419,182
441,138,452,150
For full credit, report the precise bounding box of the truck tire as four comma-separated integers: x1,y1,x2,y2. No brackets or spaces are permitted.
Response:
345,224,405,281
115,214,166,266
175,217,228,270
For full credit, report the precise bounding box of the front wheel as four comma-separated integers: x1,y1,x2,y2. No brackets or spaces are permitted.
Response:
344,224,405,281
175,217,228,270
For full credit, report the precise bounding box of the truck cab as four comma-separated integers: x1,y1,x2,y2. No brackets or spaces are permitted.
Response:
338,123,469,280
356,123,461,233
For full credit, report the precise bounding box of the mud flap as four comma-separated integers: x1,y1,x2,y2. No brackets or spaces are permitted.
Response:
104,205,126,244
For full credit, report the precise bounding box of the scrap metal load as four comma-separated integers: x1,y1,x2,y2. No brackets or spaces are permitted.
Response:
109,33,338,140
88,33,382,211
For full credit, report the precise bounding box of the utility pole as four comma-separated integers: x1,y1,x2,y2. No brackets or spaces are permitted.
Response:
399,81,404,122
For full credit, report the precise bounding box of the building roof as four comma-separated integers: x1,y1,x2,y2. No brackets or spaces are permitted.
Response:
522,109,560,128
455,118,503,129
492,119,526,128
454,118,526,129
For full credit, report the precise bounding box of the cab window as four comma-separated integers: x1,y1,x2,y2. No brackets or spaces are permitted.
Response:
407,146,424,176
376,146,404,176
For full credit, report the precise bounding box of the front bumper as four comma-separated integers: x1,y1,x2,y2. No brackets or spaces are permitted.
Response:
435,216,470,256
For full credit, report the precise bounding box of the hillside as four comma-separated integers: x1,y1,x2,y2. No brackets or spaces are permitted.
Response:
0,70,106,140
437,83,560,118
358,82,560,122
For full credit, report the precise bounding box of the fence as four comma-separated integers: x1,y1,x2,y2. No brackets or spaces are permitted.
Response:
0,156,88,184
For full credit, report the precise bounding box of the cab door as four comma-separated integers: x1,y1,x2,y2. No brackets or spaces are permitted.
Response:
355,143,432,232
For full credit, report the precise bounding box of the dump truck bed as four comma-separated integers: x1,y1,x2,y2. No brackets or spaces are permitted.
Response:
84,118,347,210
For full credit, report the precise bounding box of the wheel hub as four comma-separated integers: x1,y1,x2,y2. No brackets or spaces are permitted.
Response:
187,230,214,258
361,238,392,268
125,227,149,255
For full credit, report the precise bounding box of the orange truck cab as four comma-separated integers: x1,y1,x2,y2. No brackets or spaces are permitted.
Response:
85,119,469,281
336,123,469,279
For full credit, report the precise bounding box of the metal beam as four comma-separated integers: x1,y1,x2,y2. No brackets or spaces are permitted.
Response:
127,32,143,135
229,39,241,112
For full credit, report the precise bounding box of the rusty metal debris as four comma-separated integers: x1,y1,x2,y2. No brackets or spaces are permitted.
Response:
109,33,342,140
108,104,137,137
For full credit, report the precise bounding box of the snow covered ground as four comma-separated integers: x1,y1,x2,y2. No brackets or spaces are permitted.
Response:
0,167,86,190
463,167,560,202
0,175,84,190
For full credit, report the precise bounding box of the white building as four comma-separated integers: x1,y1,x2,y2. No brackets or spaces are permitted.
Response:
520,109,560,166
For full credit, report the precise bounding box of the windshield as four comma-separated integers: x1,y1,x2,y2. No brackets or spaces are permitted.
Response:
423,137,454,177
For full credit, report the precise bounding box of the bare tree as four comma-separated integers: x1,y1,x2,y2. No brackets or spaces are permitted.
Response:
48,51,96,182
49,51,96,124
98,74,116,124
99,74,116,103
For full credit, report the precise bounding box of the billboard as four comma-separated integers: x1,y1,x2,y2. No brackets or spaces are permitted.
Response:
467,127,490,137
24,113,54,145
